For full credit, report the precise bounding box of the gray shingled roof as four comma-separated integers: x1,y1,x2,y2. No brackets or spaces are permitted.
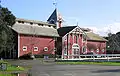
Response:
12,23,59,37
16,18,56,26
86,32,107,41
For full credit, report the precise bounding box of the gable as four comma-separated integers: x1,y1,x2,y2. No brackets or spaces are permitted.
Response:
57,26,77,37
69,26,84,34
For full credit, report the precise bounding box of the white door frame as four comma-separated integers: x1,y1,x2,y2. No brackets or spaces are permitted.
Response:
72,43,80,59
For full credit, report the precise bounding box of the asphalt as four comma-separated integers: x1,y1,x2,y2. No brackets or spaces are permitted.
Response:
8,59,120,76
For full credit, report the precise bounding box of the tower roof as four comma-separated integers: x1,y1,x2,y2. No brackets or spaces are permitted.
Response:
47,9,58,24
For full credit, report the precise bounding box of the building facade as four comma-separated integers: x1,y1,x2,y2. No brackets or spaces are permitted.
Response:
57,26,107,59
12,18,59,58
10,9,107,59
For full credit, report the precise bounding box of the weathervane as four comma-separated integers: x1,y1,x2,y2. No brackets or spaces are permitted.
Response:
53,0,57,8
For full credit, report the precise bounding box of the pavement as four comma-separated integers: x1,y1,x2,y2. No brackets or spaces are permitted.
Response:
7,59,120,76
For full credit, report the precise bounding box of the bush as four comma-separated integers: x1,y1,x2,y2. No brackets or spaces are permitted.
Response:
34,54,56,58
19,52,33,60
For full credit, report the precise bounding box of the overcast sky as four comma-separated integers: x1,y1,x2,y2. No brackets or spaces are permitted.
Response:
1,0,120,36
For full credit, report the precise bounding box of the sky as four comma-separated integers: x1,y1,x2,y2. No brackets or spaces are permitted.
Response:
1,0,120,36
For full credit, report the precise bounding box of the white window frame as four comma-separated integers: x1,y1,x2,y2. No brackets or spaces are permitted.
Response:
72,44,80,55
102,49,104,52
34,47,38,51
96,49,99,53
44,47,48,51
82,46,87,54
23,46,27,51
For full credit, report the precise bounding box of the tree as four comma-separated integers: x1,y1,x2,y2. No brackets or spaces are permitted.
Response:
106,32,120,54
0,6,16,58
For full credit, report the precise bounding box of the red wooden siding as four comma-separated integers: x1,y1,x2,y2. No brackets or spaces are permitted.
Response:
87,41,106,54
19,34,55,57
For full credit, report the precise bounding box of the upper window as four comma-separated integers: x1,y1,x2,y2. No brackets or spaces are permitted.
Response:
34,47,38,51
23,46,27,51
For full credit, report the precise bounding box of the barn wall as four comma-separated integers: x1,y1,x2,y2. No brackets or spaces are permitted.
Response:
19,34,55,57
87,41,106,54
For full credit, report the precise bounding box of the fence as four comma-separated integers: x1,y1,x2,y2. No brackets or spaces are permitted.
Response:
55,54,120,61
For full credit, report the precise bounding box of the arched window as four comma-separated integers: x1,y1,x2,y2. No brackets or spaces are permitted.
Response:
72,44,80,55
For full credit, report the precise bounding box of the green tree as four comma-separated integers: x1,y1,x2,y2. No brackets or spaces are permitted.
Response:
0,6,16,58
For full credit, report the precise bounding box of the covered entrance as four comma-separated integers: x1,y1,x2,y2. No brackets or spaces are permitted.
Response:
72,43,80,59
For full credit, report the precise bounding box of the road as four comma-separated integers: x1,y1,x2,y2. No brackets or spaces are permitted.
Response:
8,60,120,76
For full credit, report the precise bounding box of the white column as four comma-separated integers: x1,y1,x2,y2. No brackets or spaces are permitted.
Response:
18,34,20,58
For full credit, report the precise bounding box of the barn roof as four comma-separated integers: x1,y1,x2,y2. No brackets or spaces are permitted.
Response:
12,18,59,37
86,32,107,41
16,18,56,26
57,26,107,41
57,26,77,36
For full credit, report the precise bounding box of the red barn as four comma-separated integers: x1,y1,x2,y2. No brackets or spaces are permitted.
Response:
57,26,107,59
10,8,107,59
12,18,59,58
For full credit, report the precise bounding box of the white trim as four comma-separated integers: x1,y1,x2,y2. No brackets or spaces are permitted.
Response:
34,47,38,51
63,26,83,40
18,34,20,58
73,33,74,43
23,46,27,51
68,34,70,58
44,47,48,51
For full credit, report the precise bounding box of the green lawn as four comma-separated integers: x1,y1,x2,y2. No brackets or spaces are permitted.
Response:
0,60,25,71
56,61,120,66
0,74,16,76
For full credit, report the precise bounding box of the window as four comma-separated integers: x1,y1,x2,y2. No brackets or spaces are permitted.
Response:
44,47,48,51
102,49,104,52
75,34,79,43
72,44,80,55
23,46,27,51
34,47,38,51
82,46,87,53
96,49,99,53
73,49,79,55
64,48,67,55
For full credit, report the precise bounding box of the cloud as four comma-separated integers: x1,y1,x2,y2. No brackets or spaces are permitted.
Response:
85,22,120,36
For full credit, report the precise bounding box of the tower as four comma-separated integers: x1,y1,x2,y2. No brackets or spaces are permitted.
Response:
47,0,63,28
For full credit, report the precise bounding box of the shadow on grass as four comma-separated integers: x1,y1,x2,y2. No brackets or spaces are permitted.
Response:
92,69,120,73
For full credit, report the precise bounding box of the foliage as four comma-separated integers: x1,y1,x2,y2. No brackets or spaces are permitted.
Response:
0,6,16,57
106,32,120,52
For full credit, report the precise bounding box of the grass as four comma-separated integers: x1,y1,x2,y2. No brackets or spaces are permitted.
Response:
0,74,16,76
0,60,25,71
7,65,25,71
56,61,120,66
